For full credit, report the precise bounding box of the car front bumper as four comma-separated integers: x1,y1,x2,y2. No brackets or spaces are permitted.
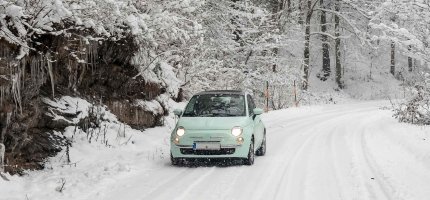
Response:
170,129,252,159
170,141,250,159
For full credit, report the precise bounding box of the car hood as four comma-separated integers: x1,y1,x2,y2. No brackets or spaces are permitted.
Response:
178,117,250,130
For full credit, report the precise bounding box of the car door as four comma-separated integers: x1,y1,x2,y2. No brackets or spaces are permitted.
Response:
247,95,264,147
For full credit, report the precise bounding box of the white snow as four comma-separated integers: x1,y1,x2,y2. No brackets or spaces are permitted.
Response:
126,14,142,35
1,100,430,200
5,5,23,18
42,96,120,126
134,99,164,115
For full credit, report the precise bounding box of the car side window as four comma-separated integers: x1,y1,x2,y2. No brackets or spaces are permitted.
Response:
247,95,256,116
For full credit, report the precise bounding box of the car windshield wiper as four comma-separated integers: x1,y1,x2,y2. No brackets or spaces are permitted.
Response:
210,113,239,117
183,113,239,117
183,112,198,117
223,113,239,116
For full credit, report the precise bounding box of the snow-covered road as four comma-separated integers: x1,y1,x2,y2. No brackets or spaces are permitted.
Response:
2,101,430,200
94,101,430,200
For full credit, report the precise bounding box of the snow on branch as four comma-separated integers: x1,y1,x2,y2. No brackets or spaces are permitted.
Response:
315,8,365,44
310,32,352,40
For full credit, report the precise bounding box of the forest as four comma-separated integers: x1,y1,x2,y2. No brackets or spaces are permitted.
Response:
0,0,429,173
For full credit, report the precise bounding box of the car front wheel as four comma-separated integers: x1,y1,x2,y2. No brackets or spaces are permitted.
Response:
171,153,181,166
244,139,255,165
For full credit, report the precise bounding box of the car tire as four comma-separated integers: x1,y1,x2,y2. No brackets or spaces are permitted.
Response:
171,153,181,166
256,133,266,156
244,139,255,165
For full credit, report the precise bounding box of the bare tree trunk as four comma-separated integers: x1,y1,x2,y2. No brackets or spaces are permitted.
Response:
408,45,413,72
303,0,312,90
390,41,395,76
278,0,285,13
320,0,330,81
335,0,343,88
231,0,242,44
298,0,304,24
293,80,298,107
272,0,285,70
265,81,269,112
0,143,4,173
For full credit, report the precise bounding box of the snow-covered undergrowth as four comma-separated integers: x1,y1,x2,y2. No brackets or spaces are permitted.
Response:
343,71,405,100
393,74,430,125
298,70,404,107
0,96,186,200
43,96,136,147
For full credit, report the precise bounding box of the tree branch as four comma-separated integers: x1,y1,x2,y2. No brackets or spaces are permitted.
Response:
315,8,364,44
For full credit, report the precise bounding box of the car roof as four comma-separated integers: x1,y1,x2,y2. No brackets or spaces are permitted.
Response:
195,90,246,96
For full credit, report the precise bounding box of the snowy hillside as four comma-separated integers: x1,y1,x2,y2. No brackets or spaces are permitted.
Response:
1,100,430,200
0,96,186,199
1,0,430,199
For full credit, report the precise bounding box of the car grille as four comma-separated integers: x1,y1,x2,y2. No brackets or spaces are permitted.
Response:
180,148,235,155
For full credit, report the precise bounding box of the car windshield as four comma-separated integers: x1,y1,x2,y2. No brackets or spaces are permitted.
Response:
182,94,246,117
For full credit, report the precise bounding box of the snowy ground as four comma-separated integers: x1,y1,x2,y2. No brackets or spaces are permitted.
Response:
1,100,430,200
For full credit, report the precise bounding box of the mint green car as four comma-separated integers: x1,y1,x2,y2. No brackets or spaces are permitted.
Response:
170,90,266,165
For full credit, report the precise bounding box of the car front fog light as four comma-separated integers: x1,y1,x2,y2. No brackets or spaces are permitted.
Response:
173,137,180,144
237,137,244,144
176,127,185,137
231,127,242,137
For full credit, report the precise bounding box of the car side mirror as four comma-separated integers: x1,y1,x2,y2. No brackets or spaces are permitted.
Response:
253,108,263,115
173,109,183,116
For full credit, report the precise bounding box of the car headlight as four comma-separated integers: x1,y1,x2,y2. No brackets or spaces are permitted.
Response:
231,127,242,137
176,127,185,137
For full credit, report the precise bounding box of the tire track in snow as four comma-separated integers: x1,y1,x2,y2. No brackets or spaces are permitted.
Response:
253,108,346,200
140,108,346,200
271,107,375,200
274,125,318,200
327,125,347,200
98,100,423,200
350,119,385,200
97,166,189,200
303,111,371,200
372,117,430,176
264,104,372,130
267,111,346,199
330,121,366,200
139,167,213,199
263,101,383,129
327,110,381,200
348,113,397,200
362,115,430,199
174,167,217,200
231,115,318,200
360,125,398,200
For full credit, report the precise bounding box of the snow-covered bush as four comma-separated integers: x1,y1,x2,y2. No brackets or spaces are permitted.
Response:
393,73,430,125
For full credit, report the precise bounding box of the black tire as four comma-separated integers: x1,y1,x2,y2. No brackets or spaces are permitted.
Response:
244,139,255,165
256,133,266,156
171,153,181,166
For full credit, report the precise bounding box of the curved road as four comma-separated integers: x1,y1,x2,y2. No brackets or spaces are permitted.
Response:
93,101,430,200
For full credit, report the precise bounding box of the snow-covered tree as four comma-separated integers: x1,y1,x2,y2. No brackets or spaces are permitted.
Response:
368,1,430,124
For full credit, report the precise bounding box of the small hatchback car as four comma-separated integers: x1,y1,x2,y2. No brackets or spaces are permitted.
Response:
170,90,266,165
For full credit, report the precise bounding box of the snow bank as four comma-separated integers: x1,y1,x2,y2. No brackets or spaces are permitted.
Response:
134,99,164,115
0,96,185,199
